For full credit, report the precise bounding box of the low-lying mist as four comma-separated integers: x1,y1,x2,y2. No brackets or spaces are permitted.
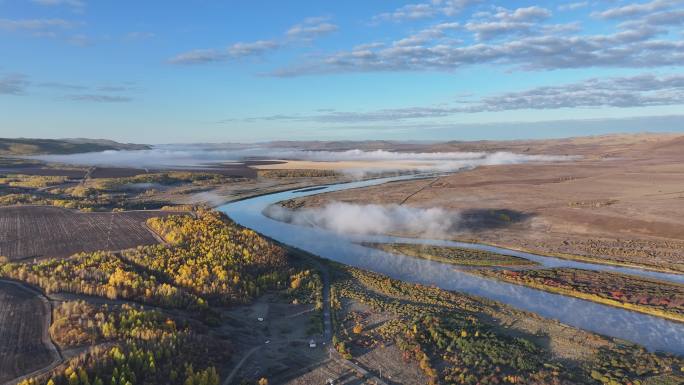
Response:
29,144,578,176
184,191,228,207
265,202,461,238
335,151,576,177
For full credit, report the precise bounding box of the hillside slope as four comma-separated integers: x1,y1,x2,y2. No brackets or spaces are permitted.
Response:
0,138,149,155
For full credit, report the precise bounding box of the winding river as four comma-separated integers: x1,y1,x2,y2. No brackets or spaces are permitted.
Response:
219,175,684,355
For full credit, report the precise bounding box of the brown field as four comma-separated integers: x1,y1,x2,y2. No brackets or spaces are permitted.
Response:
288,134,684,272
0,280,54,384
0,206,175,261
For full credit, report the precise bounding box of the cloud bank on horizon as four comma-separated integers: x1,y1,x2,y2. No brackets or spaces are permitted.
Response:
1,0,683,141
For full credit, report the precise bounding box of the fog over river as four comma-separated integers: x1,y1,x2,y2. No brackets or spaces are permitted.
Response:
219,175,684,355
30,144,576,175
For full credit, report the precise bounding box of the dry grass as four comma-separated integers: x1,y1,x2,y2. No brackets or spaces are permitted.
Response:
290,134,684,272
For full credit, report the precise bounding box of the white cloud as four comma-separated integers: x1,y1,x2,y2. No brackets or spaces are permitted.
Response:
464,21,533,40
268,0,684,77
125,31,155,41
170,16,336,65
0,18,88,45
37,81,86,90
31,0,85,11
250,73,684,122
287,20,338,41
491,6,552,22
271,21,681,76
558,2,589,11
66,33,92,46
169,40,279,64
66,94,132,102
593,0,680,19
469,73,684,111
2,75,135,101
0,18,74,31
373,3,439,22
0,74,29,95
464,6,552,41
633,9,684,26
373,0,478,22
228,40,279,56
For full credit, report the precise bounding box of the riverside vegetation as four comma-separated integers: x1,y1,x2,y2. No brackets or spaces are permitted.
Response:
474,268,684,323
329,263,684,385
363,243,537,267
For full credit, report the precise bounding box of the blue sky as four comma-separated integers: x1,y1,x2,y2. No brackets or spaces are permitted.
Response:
1,0,683,143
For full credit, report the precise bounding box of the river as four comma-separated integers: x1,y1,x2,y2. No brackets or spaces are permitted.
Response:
219,175,684,355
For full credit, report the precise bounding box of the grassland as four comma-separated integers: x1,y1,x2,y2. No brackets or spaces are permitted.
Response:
287,134,684,273
474,268,684,323
362,242,537,266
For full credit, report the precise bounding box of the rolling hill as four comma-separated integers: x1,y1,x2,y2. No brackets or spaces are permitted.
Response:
0,138,149,155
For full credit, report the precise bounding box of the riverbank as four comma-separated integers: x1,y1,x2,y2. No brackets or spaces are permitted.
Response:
471,268,684,324
361,242,538,267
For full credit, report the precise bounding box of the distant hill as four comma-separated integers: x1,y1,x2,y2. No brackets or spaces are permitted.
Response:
0,138,150,155
268,133,683,156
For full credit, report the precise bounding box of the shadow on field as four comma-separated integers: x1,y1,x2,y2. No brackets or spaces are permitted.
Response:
454,209,534,232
